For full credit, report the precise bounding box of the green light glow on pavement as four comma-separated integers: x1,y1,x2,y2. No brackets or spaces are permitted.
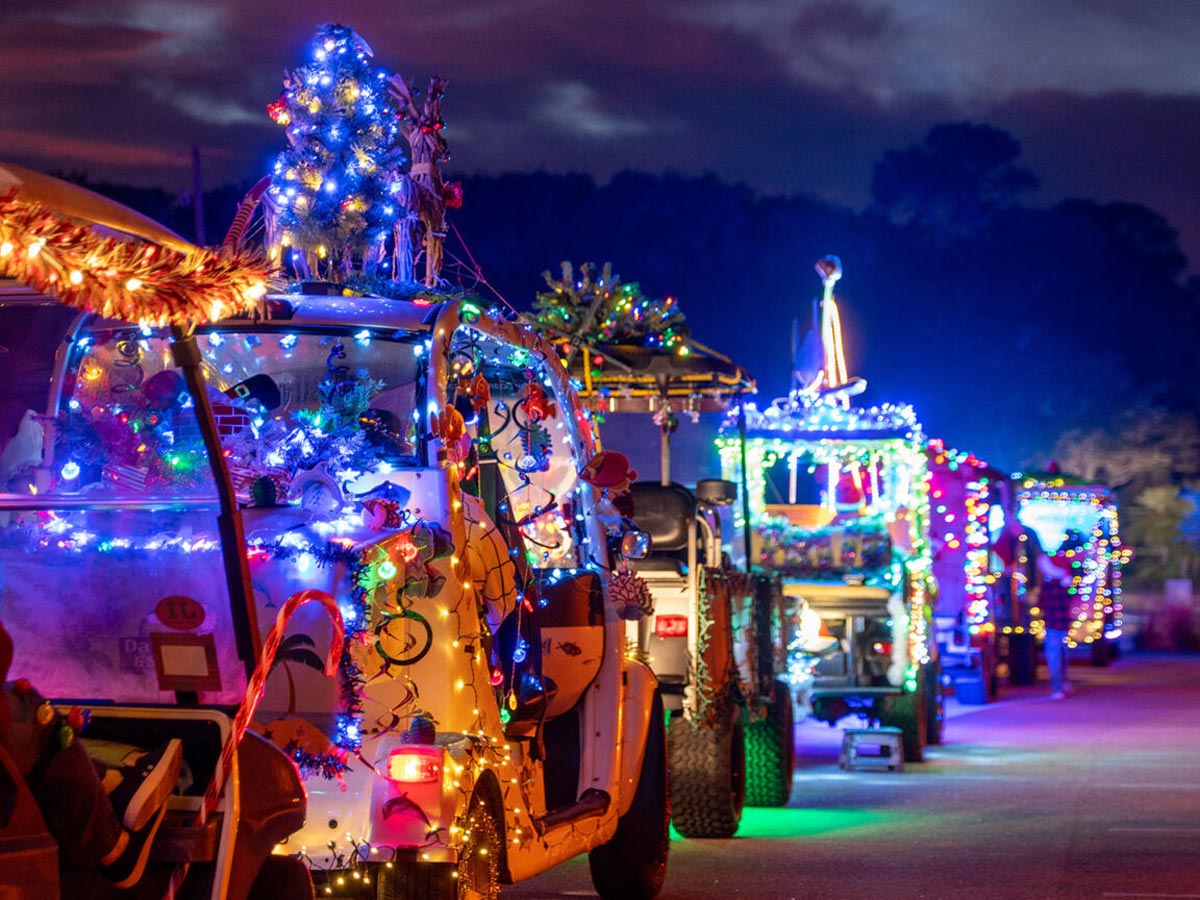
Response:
670,806,899,841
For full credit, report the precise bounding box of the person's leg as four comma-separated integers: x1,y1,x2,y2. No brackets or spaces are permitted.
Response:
1043,629,1066,696
21,705,123,867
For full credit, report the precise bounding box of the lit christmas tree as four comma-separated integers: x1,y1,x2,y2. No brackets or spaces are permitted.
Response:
264,24,406,282
531,261,690,358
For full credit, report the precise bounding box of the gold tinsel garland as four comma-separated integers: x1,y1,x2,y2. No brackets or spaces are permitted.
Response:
0,190,274,327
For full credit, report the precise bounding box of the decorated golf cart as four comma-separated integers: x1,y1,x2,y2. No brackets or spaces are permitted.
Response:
716,257,943,762
0,175,668,900
1010,475,1127,667
926,441,1006,703
0,24,668,900
529,262,795,834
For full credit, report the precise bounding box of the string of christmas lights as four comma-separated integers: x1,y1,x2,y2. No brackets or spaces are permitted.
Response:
266,23,407,281
531,261,690,355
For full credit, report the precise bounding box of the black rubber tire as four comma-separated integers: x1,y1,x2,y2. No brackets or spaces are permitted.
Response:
667,705,746,838
984,643,1001,699
744,680,794,807
924,663,945,746
877,685,927,763
376,794,502,900
589,692,670,900
1007,631,1037,685
248,855,315,900
1090,637,1115,667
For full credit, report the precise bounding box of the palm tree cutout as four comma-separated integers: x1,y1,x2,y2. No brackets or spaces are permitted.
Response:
270,633,327,714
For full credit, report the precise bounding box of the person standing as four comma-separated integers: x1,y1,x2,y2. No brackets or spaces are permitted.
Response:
1037,537,1078,699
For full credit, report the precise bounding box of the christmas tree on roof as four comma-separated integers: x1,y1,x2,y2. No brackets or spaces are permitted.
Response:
264,24,407,283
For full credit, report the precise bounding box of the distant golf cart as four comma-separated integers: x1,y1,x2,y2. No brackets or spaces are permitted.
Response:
716,257,942,763
1013,476,1127,667
556,336,796,836
926,442,1007,703
720,400,943,762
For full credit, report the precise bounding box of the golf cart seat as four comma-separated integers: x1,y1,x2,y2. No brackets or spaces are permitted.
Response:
629,482,696,577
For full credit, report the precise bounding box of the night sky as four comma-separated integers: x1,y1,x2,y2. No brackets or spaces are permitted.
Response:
3,0,1199,268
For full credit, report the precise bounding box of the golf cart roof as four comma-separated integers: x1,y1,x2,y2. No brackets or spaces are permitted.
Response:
0,161,193,251
733,398,923,445
201,289,438,335
573,341,756,413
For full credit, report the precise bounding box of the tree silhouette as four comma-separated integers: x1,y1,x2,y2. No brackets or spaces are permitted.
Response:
871,122,1038,238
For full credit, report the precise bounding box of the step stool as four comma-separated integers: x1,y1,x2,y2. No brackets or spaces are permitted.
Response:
839,727,904,772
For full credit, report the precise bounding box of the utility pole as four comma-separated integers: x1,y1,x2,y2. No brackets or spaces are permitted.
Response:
191,143,206,246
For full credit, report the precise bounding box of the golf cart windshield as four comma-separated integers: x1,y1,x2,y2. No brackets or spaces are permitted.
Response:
0,314,421,706
34,324,423,501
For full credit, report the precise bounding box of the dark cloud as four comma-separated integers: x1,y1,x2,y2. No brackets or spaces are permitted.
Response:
0,0,1196,265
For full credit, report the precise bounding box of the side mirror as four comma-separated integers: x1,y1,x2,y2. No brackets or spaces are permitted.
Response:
696,478,737,507
619,529,652,560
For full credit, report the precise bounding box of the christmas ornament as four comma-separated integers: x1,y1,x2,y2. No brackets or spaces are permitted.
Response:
362,498,404,530
580,451,638,494
610,568,653,621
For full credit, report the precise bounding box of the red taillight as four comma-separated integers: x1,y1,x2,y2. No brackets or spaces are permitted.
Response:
871,641,893,657
386,747,442,784
655,615,688,638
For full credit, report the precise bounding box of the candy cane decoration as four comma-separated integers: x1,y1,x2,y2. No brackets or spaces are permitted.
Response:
165,589,344,898
221,175,271,251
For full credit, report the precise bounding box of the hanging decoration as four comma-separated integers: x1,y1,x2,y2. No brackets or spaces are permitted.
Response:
609,566,653,621
0,192,271,326
386,73,460,286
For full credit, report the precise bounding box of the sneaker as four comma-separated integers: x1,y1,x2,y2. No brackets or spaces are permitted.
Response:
101,803,167,889
106,739,183,832
1049,691,1066,700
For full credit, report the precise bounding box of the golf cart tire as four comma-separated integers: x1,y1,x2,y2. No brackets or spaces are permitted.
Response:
924,661,945,746
878,687,927,763
985,643,1001,699
249,855,315,900
1090,637,1115,667
1007,631,1037,685
744,680,795,807
589,692,670,900
377,793,502,900
667,705,746,838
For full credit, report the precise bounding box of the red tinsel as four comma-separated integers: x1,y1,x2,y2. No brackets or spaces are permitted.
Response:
0,190,275,327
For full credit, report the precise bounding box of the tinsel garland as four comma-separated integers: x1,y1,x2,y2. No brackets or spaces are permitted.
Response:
0,191,273,326
288,742,351,781
755,515,893,579
249,517,453,768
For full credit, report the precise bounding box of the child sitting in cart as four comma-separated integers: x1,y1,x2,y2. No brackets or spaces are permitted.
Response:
0,617,182,889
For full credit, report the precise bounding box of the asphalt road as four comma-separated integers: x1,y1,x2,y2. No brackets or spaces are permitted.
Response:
504,652,1200,900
